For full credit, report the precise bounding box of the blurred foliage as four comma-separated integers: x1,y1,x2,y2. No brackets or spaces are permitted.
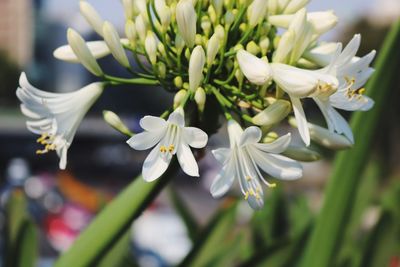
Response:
0,50,20,106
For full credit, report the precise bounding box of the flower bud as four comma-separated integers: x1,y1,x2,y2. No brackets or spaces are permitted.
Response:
53,41,111,63
80,1,104,36
215,25,225,40
174,89,188,108
207,33,220,66
236,49,271,85
195,34,203,46
134,0,148,21
211,0,224,16
67,28,103,76
122,0,135,20
273,29,295,63
176,0,197,48
224,11,235,27
125,20,137,46
157,42,167,57
189,46,206,91
247,0,268,27
207,5,217,25
103,21,130,68
259,37,270,56
155,0,171,31
157,62,167,78
145,31,158,65
195,87,206,112
288,117,352,150
175,34,185,54
282,145,321,162
283,0,309,14
201,16,212,37
252,100,291,126
174,76,183,88
103,110,132,136
135,15,147,42
246,41,260,55
268,0,279,15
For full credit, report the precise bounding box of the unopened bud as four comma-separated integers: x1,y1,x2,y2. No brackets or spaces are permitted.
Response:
195,87,206,112
282,145,321,162
155,0,171,31
246,41,261,55
207,33,221,66
176,0,197,48
273,29,295,63
247,0,268,27
252,100,291,126
175,34,185,54
215,25,225,40
157,62,167,78
259,37,270,56
174,89,188,108
67,28,103,76
201,16,212,37
224,10,235,27
135,15,147,42
283,0,309,14
122,0,135,20
80,1,104,36
208,5,217,25
125,20,137,46
145,31,158,65
103,21,130,68
195,34,203,46
174,76,183,88
189,46,206,91
103,110,132,136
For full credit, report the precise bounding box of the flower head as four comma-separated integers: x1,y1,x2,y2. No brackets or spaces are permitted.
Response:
127,108,208,181
16,73,104,169
211,120,302,210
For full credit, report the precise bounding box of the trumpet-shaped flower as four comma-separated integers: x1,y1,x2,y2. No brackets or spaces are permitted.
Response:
16,73,104,169
127,107,208,182
313,34,375,143
211,120,302,210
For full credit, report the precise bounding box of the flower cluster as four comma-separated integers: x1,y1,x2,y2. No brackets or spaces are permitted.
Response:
17,0,375,209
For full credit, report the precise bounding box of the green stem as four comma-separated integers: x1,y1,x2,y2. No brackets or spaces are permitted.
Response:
104,75,159,85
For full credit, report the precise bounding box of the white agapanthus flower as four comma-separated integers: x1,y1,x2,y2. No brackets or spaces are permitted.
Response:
16,73,104,169
237,49,338,145
313,34,375,143
211,120,303,210
127,107,208,182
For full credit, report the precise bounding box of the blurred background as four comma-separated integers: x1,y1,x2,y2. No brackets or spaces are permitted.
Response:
0,0,399,266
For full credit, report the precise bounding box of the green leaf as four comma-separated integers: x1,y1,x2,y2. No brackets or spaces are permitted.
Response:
15,221,38,267
169,187,199,241
176,200,238,267
55,160,178,267
300,20,400,267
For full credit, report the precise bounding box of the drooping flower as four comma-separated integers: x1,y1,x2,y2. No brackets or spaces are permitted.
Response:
313,34,375,143
127,107,208,182
16,73,104,169
211,120,303,210
236,49,338,145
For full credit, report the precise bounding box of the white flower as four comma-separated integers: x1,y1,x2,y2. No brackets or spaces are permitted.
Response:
313,34,375,143
16,73,104,169
211,120,302,210
247,0,269,27
103,21,130,68
176,0,197,48
127,107,208,182
236,50,272,86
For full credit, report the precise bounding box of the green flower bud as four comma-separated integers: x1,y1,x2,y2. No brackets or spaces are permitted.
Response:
201,16,212,37
195,87,206,112
125,20,137,46
246,41,261,55
174,76,183,88
145,31,158,65
122,0,135,20
103,110,132,136
157,62,167,78
174,89,188,108
207,33,221,66
189,45,206,91
252,100,291,126
259,37,270,56
208,5,217,25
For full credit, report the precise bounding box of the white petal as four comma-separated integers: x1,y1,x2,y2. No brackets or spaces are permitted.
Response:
183,127,208,148
291,96,310,146
336,34,361,67
210,160,235,198
212,148,231,164
239,126,262,146
140,116,167,132
251,148,303,180
236,50,272,85
253,133,291,154
167,108,185,127
326,108,354,143
58,147,68,170
53,41,111,63
177,143,199,177
304,42,341,67
142,145,171,182
127,130,164,150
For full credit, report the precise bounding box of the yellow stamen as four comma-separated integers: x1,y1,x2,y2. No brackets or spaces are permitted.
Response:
160,145,167,153
168,144,175,153
245,175,252,181
244,191,249,200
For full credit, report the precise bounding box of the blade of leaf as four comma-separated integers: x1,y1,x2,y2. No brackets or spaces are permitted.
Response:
300,20,400,267
15,220,38,267
55,160,178,267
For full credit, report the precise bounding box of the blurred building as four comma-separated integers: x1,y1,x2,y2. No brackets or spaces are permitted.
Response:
0,0,34,67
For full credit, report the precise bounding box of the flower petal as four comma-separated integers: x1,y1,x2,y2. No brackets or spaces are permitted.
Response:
212,148,231,164
253,133,291,154
291,96,310,146
183,127,208,148
177,143,199,177
140,116,167,132
210,159,235,198
251,148,303,180
239,126,262,147
236,50,272,85
142,145,171,182
168,107,185,127
53,41,111,63
126,130,165,150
